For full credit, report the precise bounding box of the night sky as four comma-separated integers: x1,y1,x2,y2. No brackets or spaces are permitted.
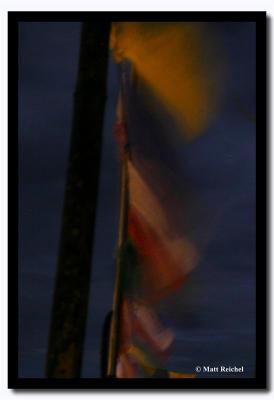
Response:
19,21,256,378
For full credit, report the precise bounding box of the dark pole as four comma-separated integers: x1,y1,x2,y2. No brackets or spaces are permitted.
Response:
106,153,128,377
46,21,111,378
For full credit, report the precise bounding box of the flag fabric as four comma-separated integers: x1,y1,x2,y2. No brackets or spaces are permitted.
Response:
112,84,198,377
110,22,222,138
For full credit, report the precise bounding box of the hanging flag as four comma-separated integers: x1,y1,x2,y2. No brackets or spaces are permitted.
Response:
111,84,199,377
127,161,198,302
110,22,223,138
109,29,214,374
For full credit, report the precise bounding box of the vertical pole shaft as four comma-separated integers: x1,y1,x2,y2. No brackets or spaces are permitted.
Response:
106,65,132,378
46,21,110,378
107,152,128,378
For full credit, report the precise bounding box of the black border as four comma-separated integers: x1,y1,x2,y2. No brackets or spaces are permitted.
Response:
9,11,267,390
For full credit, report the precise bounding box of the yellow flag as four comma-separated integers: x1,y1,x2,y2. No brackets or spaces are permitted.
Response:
111,22,224,138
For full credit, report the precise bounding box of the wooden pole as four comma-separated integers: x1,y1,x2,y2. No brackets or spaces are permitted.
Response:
46,21,111,378
106,153,128,378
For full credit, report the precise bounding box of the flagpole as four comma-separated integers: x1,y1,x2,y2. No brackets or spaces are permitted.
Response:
46,22,110,378
106,63,135,377
107,150,129,377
